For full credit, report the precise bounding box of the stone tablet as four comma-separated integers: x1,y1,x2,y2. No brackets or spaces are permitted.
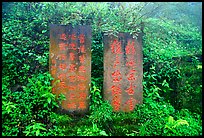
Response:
103,33,143,112
49,24,91,114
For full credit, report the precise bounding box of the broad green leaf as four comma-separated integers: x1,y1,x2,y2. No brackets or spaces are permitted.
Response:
42,30,47,33
47,97,51,104
36,129,40,136
100,130,108,136
168,116,174,124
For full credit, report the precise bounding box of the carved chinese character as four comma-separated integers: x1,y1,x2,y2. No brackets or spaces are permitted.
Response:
79,54,85,63
125,97,136,111
59,81,67,89
52,87,56,93
59,63,67,70
68,64,76,72
112,95,121,111
126,69,136,81
78,34,85,44
78,83,86,91
77,75,86,81
69,93,76,100
58,54,66,60
67,103,77,109
51,65,57,75
112,70,122,82
59,42,68,51
78,101,86,109
126,58,136,67
125,40,135,55
51,69,56,75
79,92,87,100
51,59,56,64
58,73,66,81
125,82,136,95
69,34,77,40
60,33,67,41
68,75,76,82
111,84,122,95
110,39,122,54
79,45,85,53
69,52,75,61
69,42,77,50
67,85,77,91
79,65,86,73
113,55,120,68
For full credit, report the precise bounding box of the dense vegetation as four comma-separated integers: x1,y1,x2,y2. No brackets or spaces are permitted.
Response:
2,2,202,136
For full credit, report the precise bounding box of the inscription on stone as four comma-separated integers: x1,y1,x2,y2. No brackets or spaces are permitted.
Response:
103,33,143,112
49,24,91,114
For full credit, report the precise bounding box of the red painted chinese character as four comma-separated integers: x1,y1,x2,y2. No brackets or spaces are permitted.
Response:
77,75,86,81
79,54,85,63
78,101,86,109
52,87,55,92
79,65,86,73
51,59,56,64
59,42,68,51
125,97,136,111
67,85,76,91
68,64,76,72
125,40,135,54
69,93,76,100
79,45,85,53
68,75,76,82
111,84,122,95
67,86,76,91
67,103,77,109
51,65,57,70
51,66,57,75
78,83,86,91
58,73,66,81
59,81,67,89
110,39,122,54
125,82,136,95
78,34,85,44
58,54,66,60
60,33,67,40
112,95,121,111
112,70,122,82
69,52,75,61
126,58,136,67
59,63,67,70
113,55,120,68
69,42,77,50
79,92,87,100
69,34,77,40
51,70,56,75
127,69,136,81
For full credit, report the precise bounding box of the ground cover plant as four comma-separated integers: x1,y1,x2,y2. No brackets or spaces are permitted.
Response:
2,2,202,136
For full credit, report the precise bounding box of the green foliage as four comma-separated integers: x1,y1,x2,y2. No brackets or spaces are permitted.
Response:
77,123,108,136
143,18,202,62
163,109,202,136
170,55,202,114
2,72,65,136
90,77,103,111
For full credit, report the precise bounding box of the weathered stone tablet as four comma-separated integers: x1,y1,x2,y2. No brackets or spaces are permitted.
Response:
103,33,143,112
49,24,91,114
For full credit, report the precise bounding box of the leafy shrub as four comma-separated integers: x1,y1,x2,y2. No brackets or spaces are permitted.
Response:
77,123,108,136
2,72,65,136
163,109,202,136
88,101,113,136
